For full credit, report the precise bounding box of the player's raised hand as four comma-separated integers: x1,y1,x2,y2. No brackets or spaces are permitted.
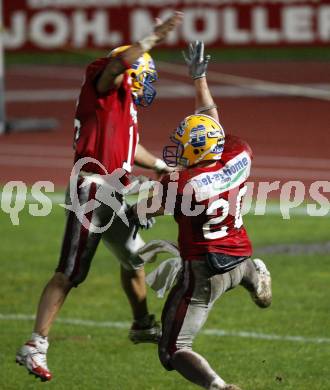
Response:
138,11,183,52
153,11,183,43
183,40,211,79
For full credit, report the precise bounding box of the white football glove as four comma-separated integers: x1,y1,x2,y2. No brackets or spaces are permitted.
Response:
154,158,175,174
182,40,211,80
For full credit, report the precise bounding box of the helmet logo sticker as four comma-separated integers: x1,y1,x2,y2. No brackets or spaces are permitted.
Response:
148,59,156,71
131,57,146,70
176,124,185,137
207,130,222,138
213,145,225,154
213,138,225,154
190,125,206,147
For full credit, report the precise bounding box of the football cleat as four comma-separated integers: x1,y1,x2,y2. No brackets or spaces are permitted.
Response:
209,380,242,390
251,258,272,308
129,314,161,344
16,338,52,381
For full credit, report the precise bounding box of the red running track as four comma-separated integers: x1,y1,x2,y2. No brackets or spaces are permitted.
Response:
1,61,329,195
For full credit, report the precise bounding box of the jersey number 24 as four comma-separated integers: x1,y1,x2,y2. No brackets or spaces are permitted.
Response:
203,186,247,240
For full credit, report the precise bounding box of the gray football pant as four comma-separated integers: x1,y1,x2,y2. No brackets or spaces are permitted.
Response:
159,258,259,388
56,178,146,286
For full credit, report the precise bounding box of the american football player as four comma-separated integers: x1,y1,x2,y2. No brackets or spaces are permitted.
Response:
16,11,183,382
129,41,272,390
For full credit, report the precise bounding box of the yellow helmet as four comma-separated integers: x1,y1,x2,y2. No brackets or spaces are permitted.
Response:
109,45,158,106
163,114,225,167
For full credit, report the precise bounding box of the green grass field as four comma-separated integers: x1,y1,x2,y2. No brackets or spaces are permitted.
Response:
0,202,329,390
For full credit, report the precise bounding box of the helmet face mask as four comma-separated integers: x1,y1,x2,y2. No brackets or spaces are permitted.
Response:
163,136,185,167
127,52,158,107
109,46,158,107
163,115,225,168
132,71,158,107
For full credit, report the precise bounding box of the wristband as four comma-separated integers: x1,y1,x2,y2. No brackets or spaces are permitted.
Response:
193,74,206,80
154,158,167,172
195,104,217,114
138,33,158,52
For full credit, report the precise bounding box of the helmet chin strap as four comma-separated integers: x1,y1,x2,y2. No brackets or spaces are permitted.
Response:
193,146,223,166
194,148,213,165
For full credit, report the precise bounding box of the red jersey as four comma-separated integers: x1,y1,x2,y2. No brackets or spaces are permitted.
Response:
161,135,253,260
74,58,138,177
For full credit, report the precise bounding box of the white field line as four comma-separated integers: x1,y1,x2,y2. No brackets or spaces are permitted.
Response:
0,155,327,180
1,313,329,344
157,61,330,102
202,329,330,344
0,144,73,156
209,84,330,98
0,145,329,179
254,156,330,170
7,64,330,101
6,89,78,102
0,155,72,168
1,144,329,171
9,65,184,84
251,167,330,180
0,193,328,217
9,66,84,80
6,84,330,102
0,193,66,204
251,204,329,217
5,87,259,103
9,66,330,101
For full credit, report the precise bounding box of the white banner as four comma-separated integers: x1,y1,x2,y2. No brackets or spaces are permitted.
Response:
4,1,330,50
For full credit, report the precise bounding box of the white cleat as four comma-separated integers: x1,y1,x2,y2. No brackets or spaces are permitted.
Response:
209,379,242,390
16,338,52,381
251,258,272,308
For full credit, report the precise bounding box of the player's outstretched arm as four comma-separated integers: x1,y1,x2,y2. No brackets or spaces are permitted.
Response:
127,191,166,238
183,41,219,122
134,144,173,174
96,11,183,94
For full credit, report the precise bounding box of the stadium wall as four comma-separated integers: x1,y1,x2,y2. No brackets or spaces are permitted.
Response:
3,0,330,50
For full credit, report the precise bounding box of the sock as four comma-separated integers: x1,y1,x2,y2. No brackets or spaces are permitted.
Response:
171,349,226,389
209,377,227,389
134,314,152,327
31,332,48,343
